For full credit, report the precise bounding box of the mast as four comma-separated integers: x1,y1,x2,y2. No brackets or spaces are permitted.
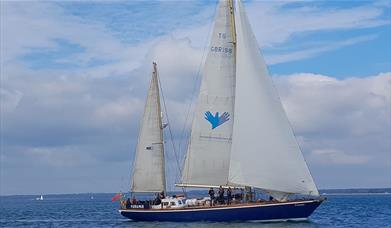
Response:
229,0,236,50
154,62,166,193
229,0,237,94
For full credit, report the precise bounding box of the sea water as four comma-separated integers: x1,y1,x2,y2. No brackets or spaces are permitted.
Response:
1,194,390,227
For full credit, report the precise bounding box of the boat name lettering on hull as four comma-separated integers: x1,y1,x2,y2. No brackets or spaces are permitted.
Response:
130,205,144,209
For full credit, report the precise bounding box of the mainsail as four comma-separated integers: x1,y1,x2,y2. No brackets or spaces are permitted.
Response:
181,0,236,187
131,62,166,193
228,0,319,197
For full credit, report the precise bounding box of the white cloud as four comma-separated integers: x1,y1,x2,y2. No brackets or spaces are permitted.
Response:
0,1,153,72
275,72,391,136
309,149,370,165
273,72,390,184
0,88,23,113
173,23,213,48
24,146,97,167
92,97,143,126
245,1,389,47
145,37,203,100
266,35,378,64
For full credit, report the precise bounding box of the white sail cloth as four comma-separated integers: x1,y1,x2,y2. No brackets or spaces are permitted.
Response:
180,0,319,199
132,63,166,193
181,0,236,186
228,0,319,197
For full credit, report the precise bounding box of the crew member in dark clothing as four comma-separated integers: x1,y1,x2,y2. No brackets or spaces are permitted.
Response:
218,186,225,204
159,191,165,199
227,187,232,205
154,193,162,205
126,198,131,209
208,187,215,206
132,196,137,205
245,186,252,202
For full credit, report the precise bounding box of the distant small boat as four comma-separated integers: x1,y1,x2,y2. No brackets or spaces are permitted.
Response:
36,195,43,201
91,196,94,200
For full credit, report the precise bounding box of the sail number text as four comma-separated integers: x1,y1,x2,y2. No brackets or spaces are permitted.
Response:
210,46,233,54
218,33,226,39
210,33,232,54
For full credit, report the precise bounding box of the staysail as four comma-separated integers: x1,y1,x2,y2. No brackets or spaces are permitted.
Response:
228,0,319,197
181,0,236,187
131,62,166,193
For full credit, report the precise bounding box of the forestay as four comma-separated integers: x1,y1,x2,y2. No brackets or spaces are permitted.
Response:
131,63,166,193
228,0,319,198
181,0,236,187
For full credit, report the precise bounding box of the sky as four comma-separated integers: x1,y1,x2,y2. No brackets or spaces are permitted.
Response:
0,0,390,195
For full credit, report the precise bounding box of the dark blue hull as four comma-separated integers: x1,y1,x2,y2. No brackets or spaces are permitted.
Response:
119,200,322,222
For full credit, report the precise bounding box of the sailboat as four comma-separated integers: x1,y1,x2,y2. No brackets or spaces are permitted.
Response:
36,195,44,201
120,0,323,222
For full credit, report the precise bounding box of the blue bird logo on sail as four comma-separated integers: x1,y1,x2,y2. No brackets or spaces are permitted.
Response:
204,111,230,129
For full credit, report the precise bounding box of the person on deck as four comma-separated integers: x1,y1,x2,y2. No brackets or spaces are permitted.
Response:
159,191,165,199
131,196,137,205
218,186,225,204
120,199,126,209
227,187,232,205
126,198,131,209
245,186,252,202
208,187,215,206
154,193,162,205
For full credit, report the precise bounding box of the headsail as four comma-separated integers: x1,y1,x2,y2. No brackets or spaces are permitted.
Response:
228,0,319,198
181,0,236,187
131,62,166,193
